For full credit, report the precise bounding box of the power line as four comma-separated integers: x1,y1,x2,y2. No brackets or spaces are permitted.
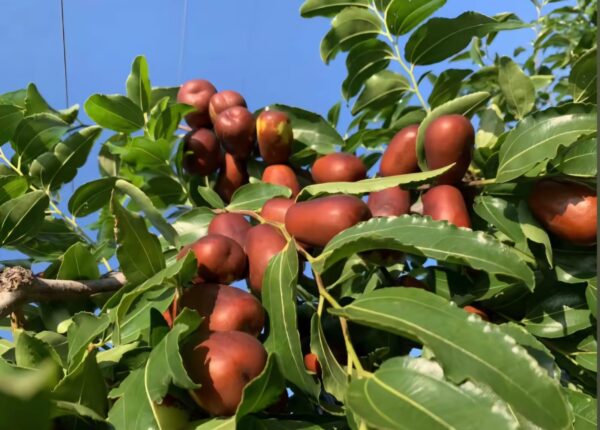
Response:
59,0,70,107
178,0,189,82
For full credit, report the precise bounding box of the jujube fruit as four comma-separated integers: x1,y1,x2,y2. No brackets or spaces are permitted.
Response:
424,114,474,184
400,276,428,290
245,224,287,295
177,79,217,129
215,153,248,202
367,187,410,217
208,213,252,248
214,106,255,159
178,234,246,284
379,125,420,176
262,164,301,197
463,305,489,322
179,284,264,336
261,198,294,224
311,153,367,183
256,110,293,164
183,331,267,416
182,128,222,176
528,179,597,246
304,353,321,375
422,185,471,228
285,195,371,247
209,90,247,124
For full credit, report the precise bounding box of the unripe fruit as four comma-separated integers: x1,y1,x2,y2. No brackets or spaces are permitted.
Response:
178,234,246,284
380,125,420,176
184,331,267,416
208,213,252,248
311,153,367,183
245,224,287,295
304,353,321,375
256,110,293,165
463,305,489,322
262,164,301,197
367,187,410,217
215,153,248,202
180,284,264,336
214,106,255,159
261,198,294,224
182,128,222,176
422,185,471,228
528,180,597,246
424,114,474,184
209,90,247,124
285,195,371,247
177,79,217,129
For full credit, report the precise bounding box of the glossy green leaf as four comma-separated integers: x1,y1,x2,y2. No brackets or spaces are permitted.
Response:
15,331,62,374
0,104,24,143
331,288,571,429
30,126,102,190
13,218,80,259
84,94,145,133
523,291,592,338
554,248,596,284
196,186,225,209
342,39,392,100
428,68,472,108
314,216,535,289
585,278,597,318
569,47,596,103
327,101,341,128
172,207,215,247
300,0,369,18
496,104,596,183
352,70,410,115
386,0,446,35
150,86,179,108
320,7,381,64
0,191,49,246
0,175,28,205
498,57,535,119
416,92,490,170
553,136,597,177
107,368,156,430
517,201,553,266
227,182,291,211
117,136,171,170
475,106,504,149
67,312,110,367
69,178,117,217
310,315,346,401
473,196,526,244
11,113,69,163
565,389,597,430
0,89,27,107
24,83,79,123
262,241,320,399
142,176,186,209
56,243,100,281
126,56,151,113
147,101,194,141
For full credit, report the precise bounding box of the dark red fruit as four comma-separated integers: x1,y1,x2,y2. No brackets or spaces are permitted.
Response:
256,110,293,165
245,224,287,295
215,153,248,202
367,187,411,217
311,153,367,183
261,198,294,224
208,213,252,248
214,106,255,159
380,125,420,176
262,164,301,197
209,90,247,124
182,128,222,176
422,185,471,228
177,79,217,129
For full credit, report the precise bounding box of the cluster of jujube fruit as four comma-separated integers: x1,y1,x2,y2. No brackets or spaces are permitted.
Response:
167,78,597,417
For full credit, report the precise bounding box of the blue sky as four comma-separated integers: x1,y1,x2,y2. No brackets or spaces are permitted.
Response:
0,0,555,266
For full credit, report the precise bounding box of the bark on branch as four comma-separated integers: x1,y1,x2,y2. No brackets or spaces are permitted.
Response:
0,266,126,319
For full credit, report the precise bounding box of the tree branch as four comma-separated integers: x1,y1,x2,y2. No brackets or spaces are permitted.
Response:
0,267,126,319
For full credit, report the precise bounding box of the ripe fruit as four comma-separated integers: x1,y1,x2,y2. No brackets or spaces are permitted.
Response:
311,153,367,183
261,198,294,224
424,114,474,184
214,106,255,159
184,331,267,416
177,79,217,129
182,128,222,176
380,125,419,176
367,187,410,217
245,224,287,294
285,195,371,247
400,276,428,290
464,305,489,322
179,284,264,336
208,213,252,248
256,110,293,164
215,153,248,202
422,185,471,228
178,234,246,284
262,164,301,197
304,353,321,375
528,180,597,246
209,90,247,123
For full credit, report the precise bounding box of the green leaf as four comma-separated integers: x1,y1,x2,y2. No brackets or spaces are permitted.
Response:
327,101,341,128
300,0,369,18
517,201,553,266
107,369,157,430
565,389,597,430
69,177,117,217
385,0,446,35
496,104,596,183
554,248,596,285
297,165,451,200
475,106,504,149
331,288,572,429
320,7,381,64
56,243,100,281
227,182,292,211
112,197,165,286
126,56,151,113
117,136,171,170
405,12,527,65
29,126,102,190
0,175,28,205
262,241,320,399
0,104,24,143
569,47,596,103
473,196,526,244
0,89,27,107
498,57,535,119
427,69,472,108
142,176,186,209
24,83,79,123
314,216,535,289
0,191,49,246
310,315,347,401
67,312,110,367
15,331,62,374
197,186,226,209
84,94,145,133
342,40,392,100
523,291,592,339
553,136,597,177
172,207,215,247
147,102,194,141
415,92,490,170
352,70,410,115
347,357,517,430
13,218,80,259
11,113,69,164
585,278,597,318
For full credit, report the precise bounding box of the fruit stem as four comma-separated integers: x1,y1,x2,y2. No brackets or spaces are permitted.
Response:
317,294,324,316
465,178,497,187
